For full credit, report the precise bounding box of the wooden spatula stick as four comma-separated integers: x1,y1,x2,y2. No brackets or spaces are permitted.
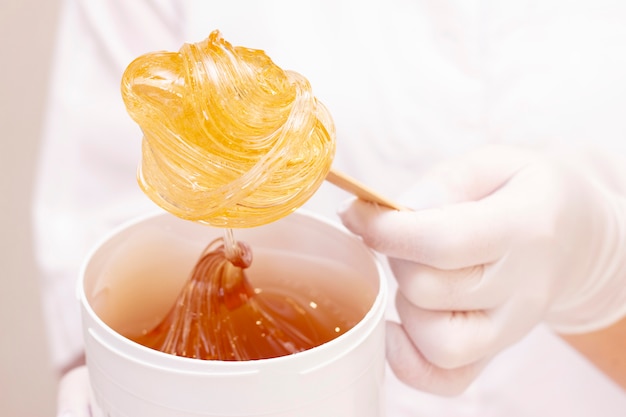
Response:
326,168,405,211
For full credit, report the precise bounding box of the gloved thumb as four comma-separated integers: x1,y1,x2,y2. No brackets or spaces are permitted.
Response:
398,145,534,210
337,145,537,266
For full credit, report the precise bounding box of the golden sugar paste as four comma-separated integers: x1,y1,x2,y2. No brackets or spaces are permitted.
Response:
121,30,336,227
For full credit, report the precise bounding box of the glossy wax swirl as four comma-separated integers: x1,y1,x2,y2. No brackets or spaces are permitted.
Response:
121,30,336,227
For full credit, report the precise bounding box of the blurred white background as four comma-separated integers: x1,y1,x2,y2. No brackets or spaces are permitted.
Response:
1,0,62,415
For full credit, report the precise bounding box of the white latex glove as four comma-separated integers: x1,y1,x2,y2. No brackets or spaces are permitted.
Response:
57,366,93,417
338,145,626,396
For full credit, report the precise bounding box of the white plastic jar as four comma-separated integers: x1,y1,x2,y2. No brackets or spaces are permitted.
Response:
79,210,387,417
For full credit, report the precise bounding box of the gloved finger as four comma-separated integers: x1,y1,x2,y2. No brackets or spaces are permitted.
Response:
338,145,536,269
385,321,489,396
389,254,535,312
338,198,512,269
57,366,92,417
395,291,498,370
400,144,535,208
389,258,503,311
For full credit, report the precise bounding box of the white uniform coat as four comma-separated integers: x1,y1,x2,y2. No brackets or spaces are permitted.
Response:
33,0,626,415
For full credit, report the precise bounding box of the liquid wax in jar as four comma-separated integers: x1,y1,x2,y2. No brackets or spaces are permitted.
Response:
130,247,376,361
247,248,376,340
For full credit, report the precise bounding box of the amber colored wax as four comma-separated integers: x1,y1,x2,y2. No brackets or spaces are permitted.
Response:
129,245,374,361
121,30,336,228
118,30,350,361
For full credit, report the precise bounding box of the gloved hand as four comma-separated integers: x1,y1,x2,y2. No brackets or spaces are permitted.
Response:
57,366,92,417
338,145,626,396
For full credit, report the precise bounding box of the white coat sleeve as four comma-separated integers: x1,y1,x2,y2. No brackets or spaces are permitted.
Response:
32,0,187,373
